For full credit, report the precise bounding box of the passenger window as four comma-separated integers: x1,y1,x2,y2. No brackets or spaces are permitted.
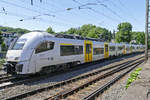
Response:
35,41,54,54
109,46,115,51
105,44,108,52
86,44,92,54
93,48,104,55
60,45,83,56
118,46,123,50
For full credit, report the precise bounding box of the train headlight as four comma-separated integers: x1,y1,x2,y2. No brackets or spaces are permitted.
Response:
16,64,23,72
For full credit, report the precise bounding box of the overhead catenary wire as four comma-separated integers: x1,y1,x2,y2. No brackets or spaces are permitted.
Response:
0,0,143,32
96,0,125,21
95,0,142,30
72,0,120,22
0,7,79,28
0,0,55,17
0,0,81,27
18,0,116,28
117,0,142,25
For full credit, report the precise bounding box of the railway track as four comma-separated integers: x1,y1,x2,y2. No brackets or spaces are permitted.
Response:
0,72,61,90
0,53,141,91
5,54,145,100
83,62,142,100
0,73,9,78
44,58,144,100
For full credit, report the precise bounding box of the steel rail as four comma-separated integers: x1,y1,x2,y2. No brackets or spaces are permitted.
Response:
0,54,142,91
0,73,8,78
45,59,144,100
5,54,144,100
83,61,144,100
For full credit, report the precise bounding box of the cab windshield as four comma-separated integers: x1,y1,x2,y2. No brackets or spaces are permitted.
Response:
10,38,27,50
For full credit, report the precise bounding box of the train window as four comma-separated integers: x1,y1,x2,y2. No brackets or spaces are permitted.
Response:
86,44,92,54
118,46,123,50
123,45,125,49
105,44,108,52
35,41,54,54
60,45,83,56
75,45,83,54
109,46,115,51
126,47,130,51
46,41,54,50
93,48,104,55
11,38,27,50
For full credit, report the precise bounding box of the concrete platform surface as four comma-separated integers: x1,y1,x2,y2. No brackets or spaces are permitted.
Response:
120,59,150,100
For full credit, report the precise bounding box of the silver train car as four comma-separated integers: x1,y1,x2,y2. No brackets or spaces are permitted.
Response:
3,31,145,75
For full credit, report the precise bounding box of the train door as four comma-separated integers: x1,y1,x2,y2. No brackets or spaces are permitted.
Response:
104,43,109,58
84,40,93,62
123,45,126,54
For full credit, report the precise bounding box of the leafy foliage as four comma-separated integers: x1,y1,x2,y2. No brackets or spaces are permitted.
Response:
0,59,5,69
116,22,132,43
58,24,112,42
1,42,6,51
0,31,3,44
132,32,145,44
46,26,55,34
66,28,77,34
126,67,142,89
0,26,30,34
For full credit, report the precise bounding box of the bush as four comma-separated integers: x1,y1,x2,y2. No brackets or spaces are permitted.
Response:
0,59,5,69
125,67,142,89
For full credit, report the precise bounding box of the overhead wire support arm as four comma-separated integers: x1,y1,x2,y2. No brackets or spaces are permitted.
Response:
31,0,42,5
31,0,33,5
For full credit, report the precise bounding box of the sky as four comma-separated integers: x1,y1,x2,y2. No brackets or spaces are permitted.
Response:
0,0,146,32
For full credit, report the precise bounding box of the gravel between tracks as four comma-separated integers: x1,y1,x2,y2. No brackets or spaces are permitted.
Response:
0,70,6,75
97,61,145,100
0,54,143,99
66,65,131,100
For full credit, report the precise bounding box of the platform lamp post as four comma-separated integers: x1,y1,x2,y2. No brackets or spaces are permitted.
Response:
145,0,149,62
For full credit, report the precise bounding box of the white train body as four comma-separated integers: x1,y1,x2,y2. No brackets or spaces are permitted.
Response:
4,31,145,75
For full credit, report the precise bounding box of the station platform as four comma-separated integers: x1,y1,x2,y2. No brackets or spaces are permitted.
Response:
120,58,150,100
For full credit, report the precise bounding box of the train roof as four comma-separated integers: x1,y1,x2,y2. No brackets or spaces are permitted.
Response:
22,31,144,46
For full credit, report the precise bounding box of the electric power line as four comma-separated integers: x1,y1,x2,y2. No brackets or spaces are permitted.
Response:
72,0,120,22
96,0,124,20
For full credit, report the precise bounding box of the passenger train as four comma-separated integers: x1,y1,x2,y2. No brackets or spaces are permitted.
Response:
3,31,145,75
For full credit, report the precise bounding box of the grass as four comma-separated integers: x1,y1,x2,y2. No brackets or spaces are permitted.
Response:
125,67,142,89
0,59,5,70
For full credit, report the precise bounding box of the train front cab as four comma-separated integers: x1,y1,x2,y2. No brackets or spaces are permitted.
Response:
84,40,93,63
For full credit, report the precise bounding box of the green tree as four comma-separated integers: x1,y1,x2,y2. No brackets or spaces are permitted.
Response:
87,28,98,38
61,24,112,41
116,22,132,43
79,24,96,37
1,42,6,51
132,32,145,44
46,26,55,34
0,31,3,44
87,27,112,42
66,28,77,34
0,26,30,34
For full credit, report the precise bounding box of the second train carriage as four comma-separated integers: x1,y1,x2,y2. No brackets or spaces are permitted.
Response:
3,31,145,75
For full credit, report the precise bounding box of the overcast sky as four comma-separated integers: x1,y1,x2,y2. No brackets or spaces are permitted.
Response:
0,0,146,32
